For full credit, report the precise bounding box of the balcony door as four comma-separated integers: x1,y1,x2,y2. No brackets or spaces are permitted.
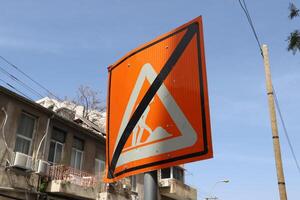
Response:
71,137,84,170
48,127,66,165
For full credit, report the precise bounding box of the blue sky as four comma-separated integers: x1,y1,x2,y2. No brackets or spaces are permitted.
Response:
0,0,299,199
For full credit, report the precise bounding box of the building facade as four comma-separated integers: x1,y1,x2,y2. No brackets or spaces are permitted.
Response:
0,86,196,200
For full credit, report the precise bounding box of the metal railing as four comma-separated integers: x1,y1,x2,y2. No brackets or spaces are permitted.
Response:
48,165,97,188
48,165,133,194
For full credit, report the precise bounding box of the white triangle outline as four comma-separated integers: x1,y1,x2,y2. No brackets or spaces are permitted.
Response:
114,63,198,168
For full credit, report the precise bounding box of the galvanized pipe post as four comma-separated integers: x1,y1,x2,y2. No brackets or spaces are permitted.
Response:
144,170,159,200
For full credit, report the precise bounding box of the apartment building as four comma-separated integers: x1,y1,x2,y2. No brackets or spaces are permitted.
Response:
0,86,196,200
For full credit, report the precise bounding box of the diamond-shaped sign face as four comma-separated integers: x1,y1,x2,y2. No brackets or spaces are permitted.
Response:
105,16,213,182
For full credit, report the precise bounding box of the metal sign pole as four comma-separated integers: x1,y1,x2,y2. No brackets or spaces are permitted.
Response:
144,170,158,200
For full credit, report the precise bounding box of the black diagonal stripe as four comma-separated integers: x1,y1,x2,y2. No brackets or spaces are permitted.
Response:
108,23,198,178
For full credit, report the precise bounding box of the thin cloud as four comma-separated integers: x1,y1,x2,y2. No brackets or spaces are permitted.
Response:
0,36,63,54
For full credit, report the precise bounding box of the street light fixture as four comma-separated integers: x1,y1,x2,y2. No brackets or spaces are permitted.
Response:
219,180,229,184
204,179,230,200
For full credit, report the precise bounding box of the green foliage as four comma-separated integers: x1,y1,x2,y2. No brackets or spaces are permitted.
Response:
287,3,300,54
39,178,49,193
287,30,300,54
289,3,299,19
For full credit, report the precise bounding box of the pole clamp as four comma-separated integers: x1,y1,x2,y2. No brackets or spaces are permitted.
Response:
272,136,279,139
278,182,285,185
267,92,273,95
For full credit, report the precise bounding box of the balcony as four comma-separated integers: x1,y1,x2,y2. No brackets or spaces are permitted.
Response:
46,165,102,199
159,178,197,200
97,177,135,200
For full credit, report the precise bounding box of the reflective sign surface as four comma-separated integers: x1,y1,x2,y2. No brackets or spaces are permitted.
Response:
105,16,213,182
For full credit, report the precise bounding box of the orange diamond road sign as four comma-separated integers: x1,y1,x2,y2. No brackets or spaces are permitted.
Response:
105,16,213,182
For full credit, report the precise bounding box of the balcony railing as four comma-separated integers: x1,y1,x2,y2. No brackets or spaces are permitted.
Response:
48,165,97,188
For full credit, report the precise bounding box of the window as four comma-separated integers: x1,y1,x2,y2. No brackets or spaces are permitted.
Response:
14,112,36,155
71,137,84,170
95,158,105,177
130,175,137,192
173,166,184,182
160,166,184,183
161,167,171,179
48,128,66,164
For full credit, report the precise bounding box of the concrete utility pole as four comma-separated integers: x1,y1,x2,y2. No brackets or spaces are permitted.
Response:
262,44,288,200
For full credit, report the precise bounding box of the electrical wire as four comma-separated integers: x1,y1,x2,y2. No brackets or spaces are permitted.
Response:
0,78,33,100
273,87,300,175
238,0,300,176
238,0,263,56
34,121,49,163
0,107,12,165
0,65,44,98
0,55,60,100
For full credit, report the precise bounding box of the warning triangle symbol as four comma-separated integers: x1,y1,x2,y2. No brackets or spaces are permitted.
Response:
122,82,181,152
114,63,198,168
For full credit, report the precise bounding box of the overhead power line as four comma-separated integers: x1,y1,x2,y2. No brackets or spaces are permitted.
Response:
238,0,263,56
0,65,44,98
0,55,60,100
238,0,300,176
273,87,300,175
0,78,32,100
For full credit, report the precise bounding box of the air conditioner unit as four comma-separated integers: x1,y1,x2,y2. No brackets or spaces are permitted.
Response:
12,152,33,171
35,160,49,176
